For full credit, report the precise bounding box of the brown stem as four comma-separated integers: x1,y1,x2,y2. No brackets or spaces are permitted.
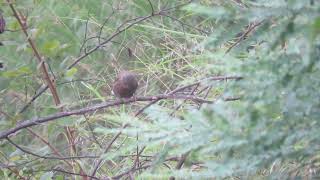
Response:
6,0,61,106
26,128,74,168
0,94,239,140
225,20,264,54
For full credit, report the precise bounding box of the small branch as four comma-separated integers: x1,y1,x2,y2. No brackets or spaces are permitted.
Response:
170,84,199,116
147,0,154,15
169,152,190,180
48,168,99,179
225,20,264,54
25,128,74,167
135,75,242,116
67,13,157,70
6,0,61,106
84,115,103,148
19,78,103,114
163,14,209,35
6,137,55,159
111,165,151,180
90,124,128,177
5,137,99,161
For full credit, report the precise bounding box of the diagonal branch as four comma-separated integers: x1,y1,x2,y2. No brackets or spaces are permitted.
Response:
0,94,219,140
6,0,61,106
225,20,264,54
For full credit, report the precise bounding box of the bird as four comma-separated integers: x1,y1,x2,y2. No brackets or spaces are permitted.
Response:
112,71,138,98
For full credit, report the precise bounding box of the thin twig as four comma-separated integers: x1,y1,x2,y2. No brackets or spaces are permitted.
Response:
90,124,128,177
147,0,154,15
49,168,99,179
225,20,264,54
135,75,242,116
6,137,99,160
26,128,73,168
111,165,151,179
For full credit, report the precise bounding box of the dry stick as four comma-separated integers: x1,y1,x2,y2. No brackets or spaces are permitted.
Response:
19,85,49,113
169,152,191,180
225,20,264,54
0,94,213,140
111,165,151,180
170,84,199,116
67,13,158,70
6,0,61,106
7,0,72,153
26,128,74,168
89,124,127,178
84,115,103,149
135,75,242,116
133,146,146,174
6,138,102,179
6,137,100,162
48,168,99,180
6,137,64,160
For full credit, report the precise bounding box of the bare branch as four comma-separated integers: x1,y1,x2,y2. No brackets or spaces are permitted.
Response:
135,75,243,116
0,94,219,140
225,20,264,54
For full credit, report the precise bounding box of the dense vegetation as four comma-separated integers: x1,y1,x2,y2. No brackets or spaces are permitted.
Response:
0,0,319,179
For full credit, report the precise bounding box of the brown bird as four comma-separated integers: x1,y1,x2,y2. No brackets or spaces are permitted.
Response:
112,71,138,98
